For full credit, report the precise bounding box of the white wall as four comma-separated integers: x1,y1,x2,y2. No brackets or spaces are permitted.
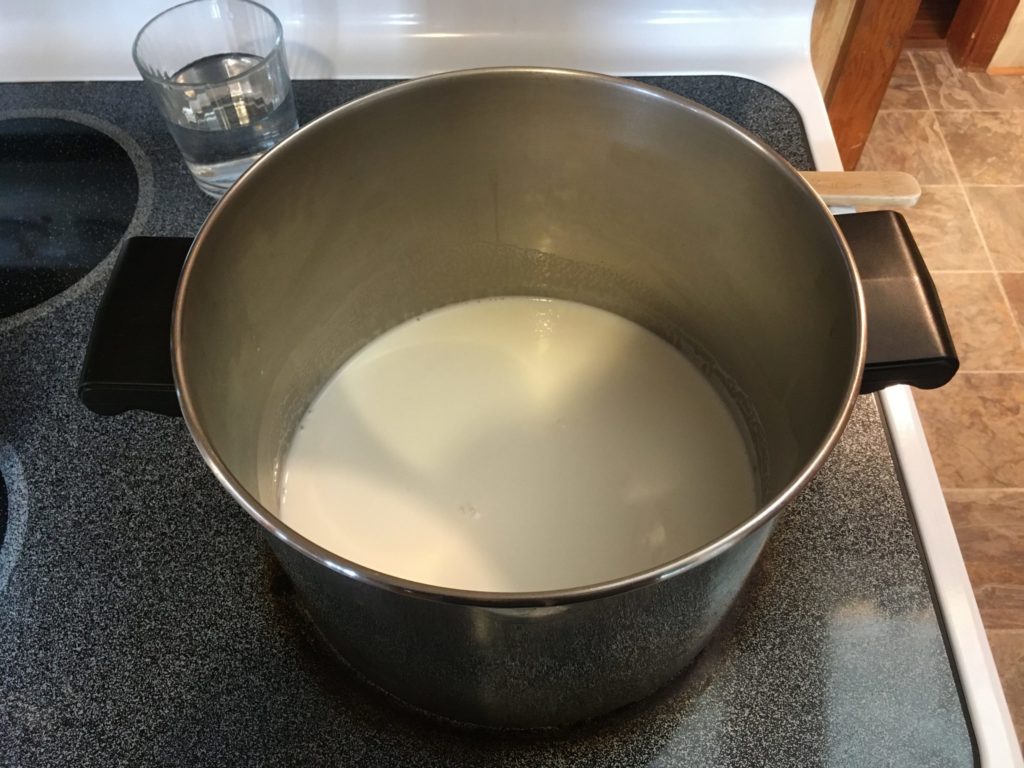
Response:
0,0,814,81
990,3,1024,71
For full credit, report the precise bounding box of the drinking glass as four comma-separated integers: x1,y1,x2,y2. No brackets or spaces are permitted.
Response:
133,0,300,198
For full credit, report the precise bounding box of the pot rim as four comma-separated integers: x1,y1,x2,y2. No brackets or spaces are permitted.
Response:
172,66,868,608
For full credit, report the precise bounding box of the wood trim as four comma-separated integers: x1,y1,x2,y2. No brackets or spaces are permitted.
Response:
905,37,953,47
812,0,861,94
988,64,1024,72
947,0,1021,69
826,0,922,169
908,0,959,41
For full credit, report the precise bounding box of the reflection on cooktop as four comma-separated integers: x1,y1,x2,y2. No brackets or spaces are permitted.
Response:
0,117,137,317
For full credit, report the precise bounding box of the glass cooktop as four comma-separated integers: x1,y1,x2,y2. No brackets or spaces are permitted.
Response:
0,78,976,767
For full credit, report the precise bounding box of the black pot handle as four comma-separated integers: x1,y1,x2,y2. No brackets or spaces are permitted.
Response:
836,211,958,394
79,236,191,417
80,217,957,416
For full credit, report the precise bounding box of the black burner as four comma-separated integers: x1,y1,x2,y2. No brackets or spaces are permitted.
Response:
0,118,138,317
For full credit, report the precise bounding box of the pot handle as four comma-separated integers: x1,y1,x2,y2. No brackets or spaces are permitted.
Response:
79,236,191,417
835,211,958,394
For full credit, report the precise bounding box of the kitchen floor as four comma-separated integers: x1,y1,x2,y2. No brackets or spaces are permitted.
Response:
858,47,1024,747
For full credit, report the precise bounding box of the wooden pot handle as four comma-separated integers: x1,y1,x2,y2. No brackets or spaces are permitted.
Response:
799,171,921,208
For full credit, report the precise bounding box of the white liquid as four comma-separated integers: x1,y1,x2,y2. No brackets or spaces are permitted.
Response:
279,297,756,593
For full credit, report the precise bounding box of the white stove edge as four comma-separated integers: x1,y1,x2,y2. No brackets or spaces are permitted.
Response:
3,0,1020,762
880,387,1023,767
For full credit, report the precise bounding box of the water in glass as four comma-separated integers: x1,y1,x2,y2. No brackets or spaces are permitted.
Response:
167,53,298,196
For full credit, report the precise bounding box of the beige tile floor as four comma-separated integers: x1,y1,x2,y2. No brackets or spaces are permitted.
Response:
859,48,1024,747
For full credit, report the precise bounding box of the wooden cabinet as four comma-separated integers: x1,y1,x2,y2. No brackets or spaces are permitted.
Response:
814,0,1022,167
814,0,922,168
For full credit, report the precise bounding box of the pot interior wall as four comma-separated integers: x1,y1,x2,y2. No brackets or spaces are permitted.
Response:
176,71,860,565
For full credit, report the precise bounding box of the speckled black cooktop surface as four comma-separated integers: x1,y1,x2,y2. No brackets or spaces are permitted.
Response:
0,79,975,767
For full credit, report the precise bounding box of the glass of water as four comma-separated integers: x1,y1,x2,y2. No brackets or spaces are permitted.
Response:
133,0,299,198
